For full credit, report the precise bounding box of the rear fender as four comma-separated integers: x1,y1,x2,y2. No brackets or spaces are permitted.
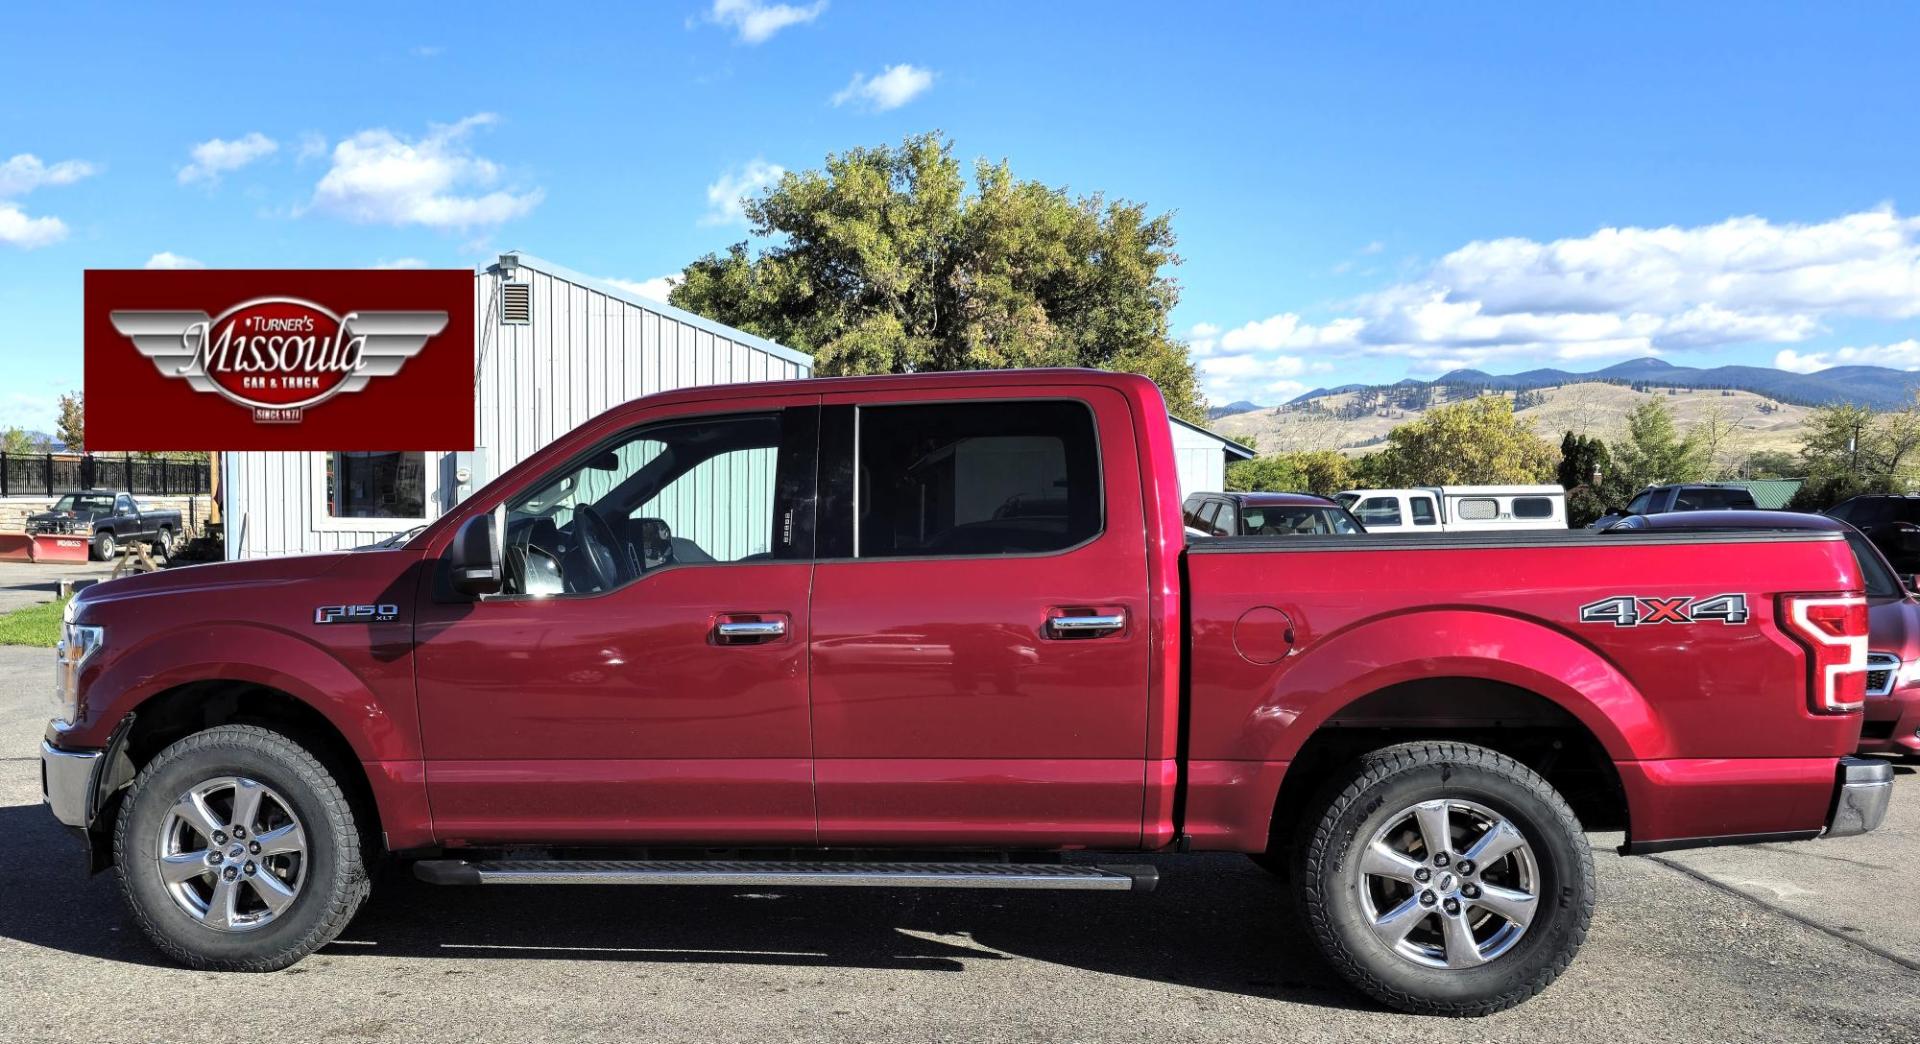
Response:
1251,608,1662,764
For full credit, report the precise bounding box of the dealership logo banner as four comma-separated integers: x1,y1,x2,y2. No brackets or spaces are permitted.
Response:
85,269,474,451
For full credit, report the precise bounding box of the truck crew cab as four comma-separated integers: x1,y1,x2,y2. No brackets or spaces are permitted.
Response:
42,370,1892,1015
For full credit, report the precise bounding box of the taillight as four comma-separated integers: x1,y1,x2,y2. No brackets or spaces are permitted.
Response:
1780,594,1868,713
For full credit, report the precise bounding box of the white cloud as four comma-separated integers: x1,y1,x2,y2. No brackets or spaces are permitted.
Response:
178,132,278,184
0,153,96,249
295,132,328,161
308,114,541,230
1776,340,1920,374
706,0,826,43
411,44,444,58
0,154,98,196
1189,207,1920,400
372,257,430,269
602,274,678,303
831,64,935,112
144,251,204,269
702,158,783,226
0,204,67,249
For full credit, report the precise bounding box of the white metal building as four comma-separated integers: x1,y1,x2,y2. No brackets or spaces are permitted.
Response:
223,252,814,559
1169,416,1255,498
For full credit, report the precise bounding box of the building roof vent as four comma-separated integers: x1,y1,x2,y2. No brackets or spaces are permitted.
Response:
501,282,532,325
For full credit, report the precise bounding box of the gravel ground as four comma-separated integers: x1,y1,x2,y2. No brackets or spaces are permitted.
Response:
2,644,1914,1043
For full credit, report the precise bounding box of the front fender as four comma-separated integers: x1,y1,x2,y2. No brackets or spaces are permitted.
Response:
1242,608,1666,764
84,621,417,762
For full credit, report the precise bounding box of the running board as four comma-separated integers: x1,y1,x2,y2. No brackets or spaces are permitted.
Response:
413,859,1157,892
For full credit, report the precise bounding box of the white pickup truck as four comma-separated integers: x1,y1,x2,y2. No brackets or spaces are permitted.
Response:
1335,485,1568,533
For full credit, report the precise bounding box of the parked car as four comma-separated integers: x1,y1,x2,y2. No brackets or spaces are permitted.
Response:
1182,491,1365,537
1587,482,1759,530
42,369,1891,1016
25,489,182,560
1824,493,1920,575
1334,485,1567,532
1605,509,1919,758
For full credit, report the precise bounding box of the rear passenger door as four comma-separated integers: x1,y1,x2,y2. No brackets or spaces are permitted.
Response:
806,386,1153,847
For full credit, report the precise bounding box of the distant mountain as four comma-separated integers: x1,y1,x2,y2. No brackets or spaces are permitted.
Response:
1206,399,1266,419
1393,357,1920,410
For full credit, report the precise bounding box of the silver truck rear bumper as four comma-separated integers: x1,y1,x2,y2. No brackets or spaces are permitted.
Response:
40,740,100,829
1826,756,1893,838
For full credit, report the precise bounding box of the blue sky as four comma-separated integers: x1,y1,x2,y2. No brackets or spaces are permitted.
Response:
5,2,1920,431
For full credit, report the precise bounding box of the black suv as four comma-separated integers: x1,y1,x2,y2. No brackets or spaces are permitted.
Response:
1825,494,1920,574
1587,483,1758,530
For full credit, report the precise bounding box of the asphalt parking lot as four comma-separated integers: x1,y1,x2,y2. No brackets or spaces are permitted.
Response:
1,641,1915,1043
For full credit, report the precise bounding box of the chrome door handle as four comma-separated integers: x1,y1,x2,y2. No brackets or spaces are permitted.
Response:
1046,613,1127,637
716,619,787,639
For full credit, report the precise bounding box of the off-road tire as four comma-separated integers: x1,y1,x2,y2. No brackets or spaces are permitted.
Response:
1294,741,1594,1016
90,530,115,561
114,725,370,971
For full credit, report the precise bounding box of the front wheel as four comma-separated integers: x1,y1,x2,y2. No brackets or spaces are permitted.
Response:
90,530,115,560
113,725,370,970
1295,741,1594,1016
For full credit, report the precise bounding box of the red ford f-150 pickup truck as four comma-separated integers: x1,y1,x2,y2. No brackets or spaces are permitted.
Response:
41,369,1893,1014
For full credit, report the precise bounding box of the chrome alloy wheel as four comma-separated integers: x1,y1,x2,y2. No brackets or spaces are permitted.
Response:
156,776,307,932
1353,798,1539,969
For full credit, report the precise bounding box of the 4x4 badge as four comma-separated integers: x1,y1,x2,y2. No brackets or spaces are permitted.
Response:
1579,594,1749,627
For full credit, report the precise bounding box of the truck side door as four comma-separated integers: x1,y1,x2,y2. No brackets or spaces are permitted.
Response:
806,386,1153,847
413,397,823,845
114,494,144,538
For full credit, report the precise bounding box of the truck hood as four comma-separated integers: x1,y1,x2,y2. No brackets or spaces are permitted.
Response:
77,553,356,609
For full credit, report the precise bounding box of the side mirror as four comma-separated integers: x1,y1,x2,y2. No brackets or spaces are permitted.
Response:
1906,574,1920,595
448,510,503,597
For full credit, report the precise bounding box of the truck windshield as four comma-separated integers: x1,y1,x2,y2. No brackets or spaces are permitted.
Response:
1243,506,1363,535
51,494,114,512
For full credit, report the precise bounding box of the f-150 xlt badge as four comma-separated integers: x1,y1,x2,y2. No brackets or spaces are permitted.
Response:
110,299,447,425
314,604,400,625
1578,594,1749,627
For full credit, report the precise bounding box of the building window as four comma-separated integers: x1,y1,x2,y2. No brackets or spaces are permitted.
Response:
329,452,426,518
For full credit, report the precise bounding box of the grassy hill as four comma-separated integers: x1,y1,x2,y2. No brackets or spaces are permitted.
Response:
1212,381,1813,459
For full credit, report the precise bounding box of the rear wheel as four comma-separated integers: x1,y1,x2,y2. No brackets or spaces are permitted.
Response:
154,526,175,559
114,725,370,970
1295,741,1593,1016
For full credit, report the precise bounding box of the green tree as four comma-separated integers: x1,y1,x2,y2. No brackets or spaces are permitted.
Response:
1605,396,1706,502
1,428,45,454
671,132,1205,421
1556,431,1610,490
1226,449,1353,495
55,390,83,453
1363,396,1556,486
1737,449,1801,479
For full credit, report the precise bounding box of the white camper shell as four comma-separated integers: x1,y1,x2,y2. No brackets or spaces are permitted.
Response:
1334,485,1567,533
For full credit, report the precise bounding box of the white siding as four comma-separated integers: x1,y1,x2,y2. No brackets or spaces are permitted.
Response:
1169,420,1234,499
226,254,812,559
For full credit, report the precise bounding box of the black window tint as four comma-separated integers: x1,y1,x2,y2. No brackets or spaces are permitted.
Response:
1356,497,1402,527
1215,500,1239,536
1845,532,1901,599
1197,500,1221,534
1409,497,1437,525
1850,499,1894,525
1513,496,1554,519
1182,496,1207,530
855,400,1101,557
1625,491,1654,514
330,452,426,518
